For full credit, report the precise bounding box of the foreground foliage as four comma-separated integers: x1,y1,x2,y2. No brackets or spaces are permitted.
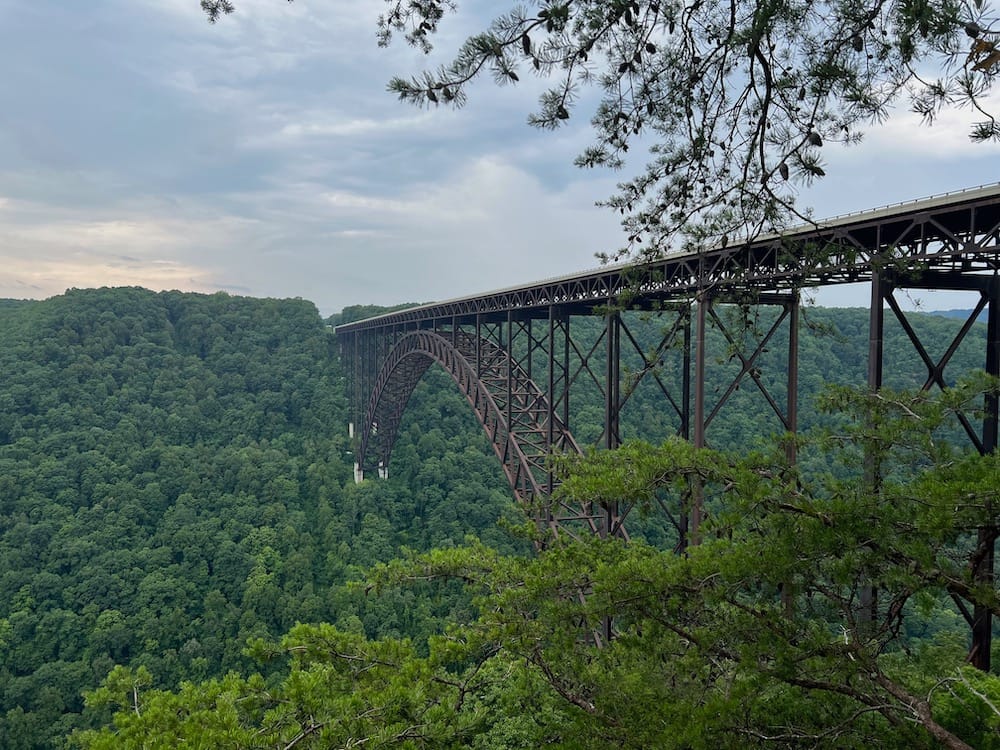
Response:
74,379,1000,749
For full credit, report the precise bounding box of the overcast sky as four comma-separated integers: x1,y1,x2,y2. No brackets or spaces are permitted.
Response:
1,0,999,316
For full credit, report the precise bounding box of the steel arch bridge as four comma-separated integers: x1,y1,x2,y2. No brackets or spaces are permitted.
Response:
336,182,1000,667
354,327,595,539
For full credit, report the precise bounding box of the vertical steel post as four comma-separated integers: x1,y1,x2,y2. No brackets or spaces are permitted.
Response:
691,294,708,544
352,332,361,435
605,310,621,452
782,295,800,616
867,271,886,392
862,270,887,626
604,310,621,541
526,318,533,382
475,315,482,377
563,315,571,435
676,305,693,552
603,309,621,645
547,306,556,495
787,295,799,463
364,330,373,428
984,277,1000,450
682,306,692,441
507,310,514,439
971,275,1000,671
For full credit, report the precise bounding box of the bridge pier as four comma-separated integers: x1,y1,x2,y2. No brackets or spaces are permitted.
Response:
867,267,1000,671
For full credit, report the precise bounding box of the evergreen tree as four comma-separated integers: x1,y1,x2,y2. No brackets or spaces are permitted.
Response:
205,0,1000,255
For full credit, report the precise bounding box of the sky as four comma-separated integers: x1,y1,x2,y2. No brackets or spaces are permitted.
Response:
1,0,999,317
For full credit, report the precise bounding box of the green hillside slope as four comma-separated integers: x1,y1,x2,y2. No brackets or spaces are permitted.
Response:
0,288,992,747
0,289,515,748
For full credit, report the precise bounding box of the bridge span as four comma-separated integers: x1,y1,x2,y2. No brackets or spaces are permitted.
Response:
336,182,1000,666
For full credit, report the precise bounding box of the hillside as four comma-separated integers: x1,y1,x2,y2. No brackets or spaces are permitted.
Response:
0,288,515,748
0,288,992,747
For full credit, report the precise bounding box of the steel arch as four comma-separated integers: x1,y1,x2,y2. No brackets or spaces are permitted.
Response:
356,329,600,538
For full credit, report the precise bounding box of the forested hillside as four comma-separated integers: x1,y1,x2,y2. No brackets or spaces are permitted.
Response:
0,288,994,747
0,288,517,748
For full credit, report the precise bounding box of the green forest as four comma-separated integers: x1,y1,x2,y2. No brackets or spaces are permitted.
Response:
0,287,998,748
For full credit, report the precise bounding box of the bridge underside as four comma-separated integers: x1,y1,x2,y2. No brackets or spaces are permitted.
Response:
338,185,1000,669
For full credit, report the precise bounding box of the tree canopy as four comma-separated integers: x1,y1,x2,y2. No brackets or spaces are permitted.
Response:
72,378,1000,749
0,287,996,746
205,0,999,258
0,289,521,748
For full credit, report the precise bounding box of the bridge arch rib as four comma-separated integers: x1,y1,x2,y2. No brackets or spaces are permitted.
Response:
355,329,596,538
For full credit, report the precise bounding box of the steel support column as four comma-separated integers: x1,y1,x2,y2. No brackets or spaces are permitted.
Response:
682,309,692,441
547,306,572,494
506,311,514,437
972,274,1000,671
782,295,800,616
691,294,708,544
677,308,693,551
563,315,571,436
604,310,621,541
604,311,621,453
787,296,799,463
861,269,887,627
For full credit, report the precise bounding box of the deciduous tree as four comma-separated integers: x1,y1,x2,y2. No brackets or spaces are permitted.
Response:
367,377,1000,748
77,377,1000,748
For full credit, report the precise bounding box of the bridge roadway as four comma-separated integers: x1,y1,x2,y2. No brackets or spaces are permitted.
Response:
336,182,1000,667
338,182,1000,328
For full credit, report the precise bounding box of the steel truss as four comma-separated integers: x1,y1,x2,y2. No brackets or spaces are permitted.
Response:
348,294,802,554
867,268,1000,671
338,183,1000,664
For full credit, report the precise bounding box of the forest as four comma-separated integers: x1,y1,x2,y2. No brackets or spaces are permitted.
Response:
0,287,997,748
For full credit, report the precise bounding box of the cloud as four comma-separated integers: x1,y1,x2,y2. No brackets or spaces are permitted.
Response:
0,195,262,301
280,113,436,140
293,156,622,306
2,1,997,319
859,93,1000,159
133,152,623,314
242,111,438,150
0,252,217,301
10,219,177,250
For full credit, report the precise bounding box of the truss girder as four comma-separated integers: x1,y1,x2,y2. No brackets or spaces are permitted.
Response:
337,187,1000,335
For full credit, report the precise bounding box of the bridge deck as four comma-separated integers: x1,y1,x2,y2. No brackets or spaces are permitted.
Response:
336,182,1000,333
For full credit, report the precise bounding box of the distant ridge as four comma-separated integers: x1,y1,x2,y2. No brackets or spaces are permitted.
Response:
0,298,34,310
931,308,988,323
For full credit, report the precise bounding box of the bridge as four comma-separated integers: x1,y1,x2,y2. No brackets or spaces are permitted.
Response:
335,182,1000,666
